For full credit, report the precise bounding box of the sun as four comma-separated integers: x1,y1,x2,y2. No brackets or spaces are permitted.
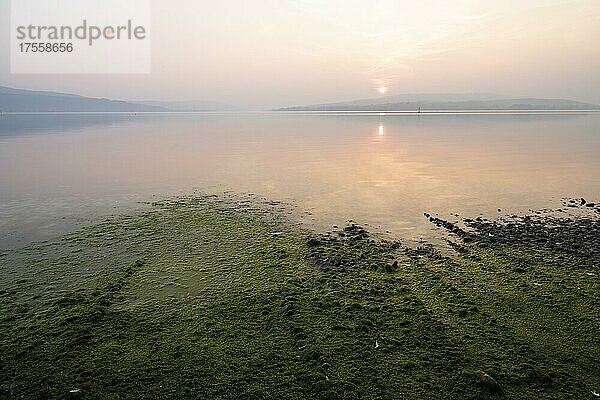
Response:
378,87,387,94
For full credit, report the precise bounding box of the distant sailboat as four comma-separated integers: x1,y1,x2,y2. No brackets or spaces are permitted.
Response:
417,107,421,114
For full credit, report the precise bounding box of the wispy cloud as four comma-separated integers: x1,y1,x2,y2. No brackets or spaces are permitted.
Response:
286,0,489,85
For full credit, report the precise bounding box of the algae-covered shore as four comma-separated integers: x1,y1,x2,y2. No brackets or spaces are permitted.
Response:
0,195,598,399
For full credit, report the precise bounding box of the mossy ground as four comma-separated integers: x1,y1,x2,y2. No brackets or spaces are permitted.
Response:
0,196,598,399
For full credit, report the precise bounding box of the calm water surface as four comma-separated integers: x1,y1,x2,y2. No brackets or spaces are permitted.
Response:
1,112,599,248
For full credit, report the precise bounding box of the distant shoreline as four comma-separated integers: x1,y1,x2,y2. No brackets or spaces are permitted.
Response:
2,109,600,116
3,86,599,114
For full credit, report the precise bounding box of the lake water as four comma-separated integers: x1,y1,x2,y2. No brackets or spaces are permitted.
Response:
1,112,599,248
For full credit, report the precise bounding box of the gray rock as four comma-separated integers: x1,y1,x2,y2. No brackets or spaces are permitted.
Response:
473,370,503,395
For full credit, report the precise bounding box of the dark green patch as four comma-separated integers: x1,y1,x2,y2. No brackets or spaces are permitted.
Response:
1,196,598,399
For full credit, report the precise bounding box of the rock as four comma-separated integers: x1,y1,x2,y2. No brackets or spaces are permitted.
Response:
344,224,358,232
581,198,587,206
306,238,321,247
66,389,83,399
497,209,502,212
473,370,503,395
586,203,595,207
381,260,399,273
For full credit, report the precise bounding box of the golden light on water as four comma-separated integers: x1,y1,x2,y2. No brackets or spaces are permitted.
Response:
378,124,384,135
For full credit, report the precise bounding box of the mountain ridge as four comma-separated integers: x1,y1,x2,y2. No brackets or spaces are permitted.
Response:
0,86,236,112
278,95,600,111
2,86,599,112
0,86,167,113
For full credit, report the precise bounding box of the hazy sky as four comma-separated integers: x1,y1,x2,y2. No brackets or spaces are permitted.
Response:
1,0,599,108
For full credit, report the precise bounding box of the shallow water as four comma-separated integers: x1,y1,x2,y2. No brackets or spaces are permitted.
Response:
1,112,599,247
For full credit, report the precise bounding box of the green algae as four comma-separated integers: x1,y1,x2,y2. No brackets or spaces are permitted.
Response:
0,196,598,399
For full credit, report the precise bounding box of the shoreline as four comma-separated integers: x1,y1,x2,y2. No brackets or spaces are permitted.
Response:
1,194,598,398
